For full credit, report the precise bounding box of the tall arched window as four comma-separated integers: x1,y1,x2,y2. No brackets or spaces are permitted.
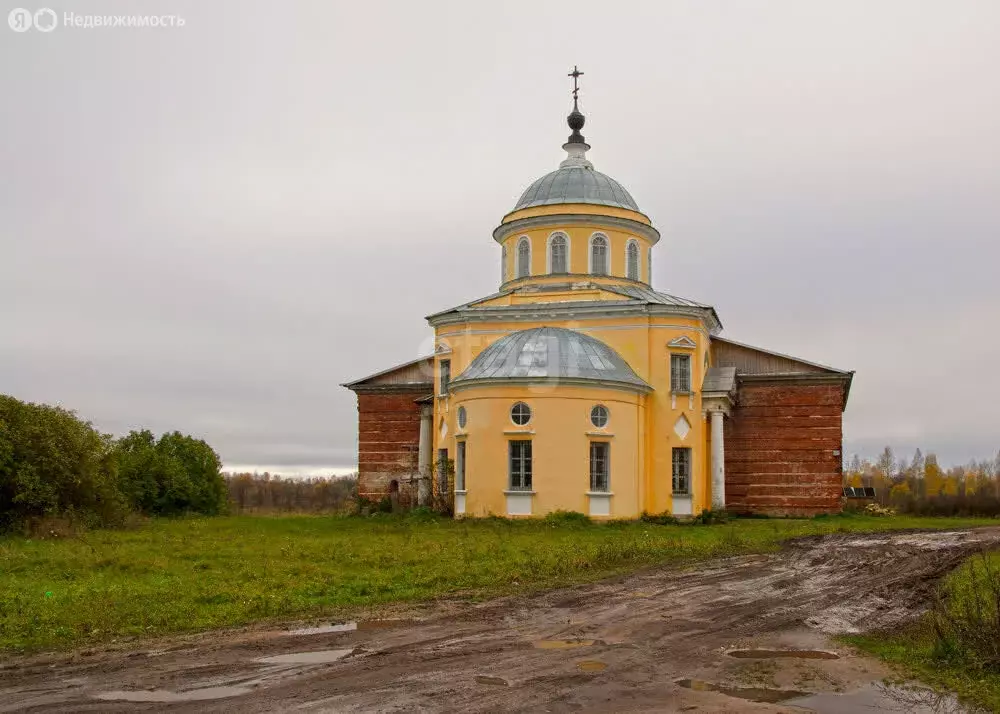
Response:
590,234,608,275
549,234,568,274
516,237,531,278
501,245,507,283
626,240,640,281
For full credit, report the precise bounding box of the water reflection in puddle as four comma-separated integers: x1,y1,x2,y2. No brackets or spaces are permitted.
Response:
475,675,509,686
257,648,354,665
676,678,807,704
727,649,840,660
535,639,595,650
786,684,970,714
95,686,252,702
288,619,414,636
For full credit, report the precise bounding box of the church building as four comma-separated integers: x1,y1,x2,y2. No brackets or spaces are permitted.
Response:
344,71,853,518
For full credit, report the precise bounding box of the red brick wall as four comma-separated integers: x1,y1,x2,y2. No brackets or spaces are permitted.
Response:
356,392,423,499
725,382,844,516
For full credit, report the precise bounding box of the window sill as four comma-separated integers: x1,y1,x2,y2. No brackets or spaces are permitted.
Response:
503,490,536,495
585,431,614,438
670,390,694,396
503,429,535,435
586,491,613,497
673,493,692,499
454,489,468,495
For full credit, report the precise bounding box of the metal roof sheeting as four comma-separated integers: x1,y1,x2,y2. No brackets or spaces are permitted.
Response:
513,166,640,212
702,366,737,393
451,326,649,390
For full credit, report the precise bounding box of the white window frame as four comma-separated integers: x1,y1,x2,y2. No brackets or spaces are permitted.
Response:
670,353,691,394
438,358,451,396
546,231,570,274
590,404,609,429
626,239,640,281
589,441,610,492
588,233,610,275
516,236,531,278
456,405,467,429
510,401,532,426
672,447,691,495
508,439,532,491
455,440,466,491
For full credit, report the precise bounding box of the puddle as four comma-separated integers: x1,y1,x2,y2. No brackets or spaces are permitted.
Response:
577,660,607,672
475,675,509,686
535,639,595,650
727,649,839,660
95,686,252,702
786,683,969,714
676,679,808,704
288,619,413,636
257,648,354,665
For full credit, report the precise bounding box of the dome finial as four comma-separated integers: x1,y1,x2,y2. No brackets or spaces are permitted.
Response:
566,65,586,144
561,65,592,168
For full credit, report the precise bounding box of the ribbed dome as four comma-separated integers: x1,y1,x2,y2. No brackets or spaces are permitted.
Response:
451,327,650,391
513,166,640,213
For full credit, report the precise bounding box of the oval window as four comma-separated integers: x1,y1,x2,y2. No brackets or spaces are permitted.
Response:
590,405,609,428
457,405,467,429
510,402,532,426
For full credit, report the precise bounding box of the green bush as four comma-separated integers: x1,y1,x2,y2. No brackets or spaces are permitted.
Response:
115,430,226,516
544,510,591,525
0,395,127,530
0,394,226,531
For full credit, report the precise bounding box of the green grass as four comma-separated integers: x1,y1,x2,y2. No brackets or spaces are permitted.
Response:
0,513,994,654
843,552,1000,713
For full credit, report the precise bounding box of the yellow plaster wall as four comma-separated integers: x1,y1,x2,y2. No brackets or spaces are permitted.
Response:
433,313,716,517
501,202,652,226
501,224,652,284
448,385,644,518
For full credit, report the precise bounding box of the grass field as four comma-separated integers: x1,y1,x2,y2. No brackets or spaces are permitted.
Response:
1,513,995,654
844,551,1000,713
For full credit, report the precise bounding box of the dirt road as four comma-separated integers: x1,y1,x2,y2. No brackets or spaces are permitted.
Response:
3,528,999,713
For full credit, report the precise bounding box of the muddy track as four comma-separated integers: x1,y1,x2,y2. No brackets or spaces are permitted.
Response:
2,528,999,713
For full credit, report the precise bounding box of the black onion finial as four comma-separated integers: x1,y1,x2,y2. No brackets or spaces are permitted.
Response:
566,65,586,144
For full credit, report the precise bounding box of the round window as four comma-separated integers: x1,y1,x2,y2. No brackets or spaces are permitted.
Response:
510,402,531,426
457,406,467,429
590,405,609,428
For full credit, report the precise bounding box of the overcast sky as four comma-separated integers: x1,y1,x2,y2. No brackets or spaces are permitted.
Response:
3,1,998,474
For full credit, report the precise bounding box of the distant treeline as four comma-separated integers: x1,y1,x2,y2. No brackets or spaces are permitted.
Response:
845,446,1000,517
0,395,227,531
224,472,357,514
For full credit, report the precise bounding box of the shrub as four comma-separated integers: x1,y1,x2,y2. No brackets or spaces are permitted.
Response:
933,552,1000,672
0,395,127,530
114,430,226,516
694,508,731,525
640,511,680,526
544,510,591,525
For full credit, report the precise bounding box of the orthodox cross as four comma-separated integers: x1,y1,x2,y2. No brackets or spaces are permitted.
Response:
568,65,584,100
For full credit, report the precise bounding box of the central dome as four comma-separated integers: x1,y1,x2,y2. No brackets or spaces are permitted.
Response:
513,165,640,213
451,327,650,392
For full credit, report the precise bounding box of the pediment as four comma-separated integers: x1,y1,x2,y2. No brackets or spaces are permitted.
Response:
667,335,697,349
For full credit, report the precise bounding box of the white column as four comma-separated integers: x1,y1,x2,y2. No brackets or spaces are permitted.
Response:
711,410,726,510
417,405,433,507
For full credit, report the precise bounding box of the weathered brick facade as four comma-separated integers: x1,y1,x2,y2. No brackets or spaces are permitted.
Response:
725,381,845,516
356,391,424,500
343,357,434,504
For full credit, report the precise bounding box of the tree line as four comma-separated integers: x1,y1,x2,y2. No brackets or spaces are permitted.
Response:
224,472,357,514
844,446,1000,516
0,394,227,531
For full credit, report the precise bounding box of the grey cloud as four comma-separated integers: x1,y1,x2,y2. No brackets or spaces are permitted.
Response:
2,0,998,472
